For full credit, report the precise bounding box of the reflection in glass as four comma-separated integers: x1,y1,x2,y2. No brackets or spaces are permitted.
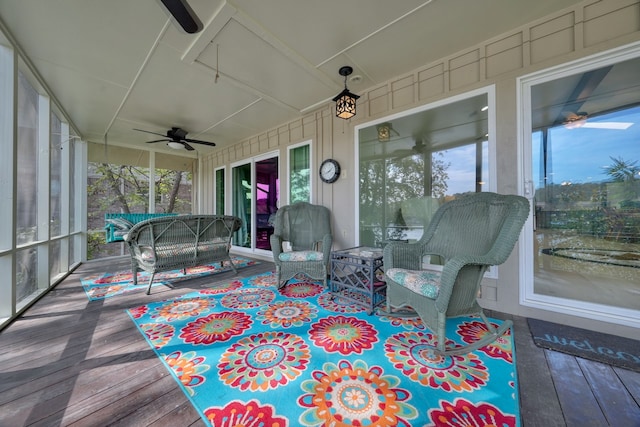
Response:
358,93,489,247
215,168,225,215
255,157,279,250
530,58,640,311
290,144,310,203
232,163,251,248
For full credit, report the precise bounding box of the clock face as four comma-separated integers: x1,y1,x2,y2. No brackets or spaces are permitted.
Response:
320,159,341,183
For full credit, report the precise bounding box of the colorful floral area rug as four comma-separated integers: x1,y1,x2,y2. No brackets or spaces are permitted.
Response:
81,256,259,301
128,273,521,426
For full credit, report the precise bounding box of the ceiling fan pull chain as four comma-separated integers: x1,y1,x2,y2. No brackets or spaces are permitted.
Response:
215,44,220,84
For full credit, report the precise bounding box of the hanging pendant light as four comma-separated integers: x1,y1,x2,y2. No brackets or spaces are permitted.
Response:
333,66,360,120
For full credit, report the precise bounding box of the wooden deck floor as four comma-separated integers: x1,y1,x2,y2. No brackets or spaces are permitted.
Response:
1,256,639,426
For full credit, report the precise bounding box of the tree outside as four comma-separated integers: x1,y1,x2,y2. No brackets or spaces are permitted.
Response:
87,163,192,259
360,152,450,246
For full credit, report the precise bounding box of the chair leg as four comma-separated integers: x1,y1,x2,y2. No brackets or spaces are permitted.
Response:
274,267,285,289
436,315,447,354
146,273,156,295
380,293,419,317
227,257,238,274
439,314,513,356
146,273,174,295
278,279,289,290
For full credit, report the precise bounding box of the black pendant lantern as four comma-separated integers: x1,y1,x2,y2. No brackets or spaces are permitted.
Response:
333,66,360,120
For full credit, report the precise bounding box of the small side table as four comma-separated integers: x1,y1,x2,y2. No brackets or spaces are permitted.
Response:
330,246,386,314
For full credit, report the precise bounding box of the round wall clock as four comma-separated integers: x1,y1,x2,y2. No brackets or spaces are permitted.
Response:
319,159,341,183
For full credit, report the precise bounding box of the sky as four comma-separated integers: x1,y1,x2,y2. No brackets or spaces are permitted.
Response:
532,107,640,187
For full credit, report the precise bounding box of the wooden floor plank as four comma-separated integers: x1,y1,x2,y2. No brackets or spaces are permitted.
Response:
63,372,178,427
511,316,565,427
577,358,640,426
106,386,201,427
0,340,153,422
545,350,608,426
616,366,640,404
0,256,638,426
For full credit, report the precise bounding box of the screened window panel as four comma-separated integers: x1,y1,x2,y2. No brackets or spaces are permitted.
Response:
16,72,39,245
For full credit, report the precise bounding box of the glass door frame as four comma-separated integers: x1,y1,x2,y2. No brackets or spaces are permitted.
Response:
517,42,640,329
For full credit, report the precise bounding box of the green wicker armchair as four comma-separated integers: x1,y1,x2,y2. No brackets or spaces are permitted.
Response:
270,202,332,289
383,192,529,355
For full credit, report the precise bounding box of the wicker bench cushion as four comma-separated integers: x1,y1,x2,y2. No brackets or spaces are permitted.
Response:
386,268,441,299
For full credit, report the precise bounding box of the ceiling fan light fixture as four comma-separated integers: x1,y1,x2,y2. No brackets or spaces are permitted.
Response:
333,66,360,120
563,111,588,129
167,141,185,150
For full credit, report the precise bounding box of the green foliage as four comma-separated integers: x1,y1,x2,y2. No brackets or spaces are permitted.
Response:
359,151,450,245
290,169,310,203
88,163,191,214
602,156,639,182
87,231,105,259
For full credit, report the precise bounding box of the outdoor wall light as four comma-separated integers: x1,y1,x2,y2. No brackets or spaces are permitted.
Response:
333,66,360,120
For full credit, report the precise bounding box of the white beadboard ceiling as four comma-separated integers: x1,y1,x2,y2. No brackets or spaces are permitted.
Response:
0,0,585,157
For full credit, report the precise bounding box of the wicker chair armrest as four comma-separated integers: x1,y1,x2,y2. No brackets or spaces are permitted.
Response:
383,241,423,270
434,255,492,313
270,234,284,262
321,233,333,264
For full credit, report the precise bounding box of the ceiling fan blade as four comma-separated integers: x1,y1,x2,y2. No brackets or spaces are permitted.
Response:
134,128,166,137
391,149,416,160
184,138,216,146
146,139,171,143
182,142,195,151
554,66,613,126
582,122,633,130
159,0,203,34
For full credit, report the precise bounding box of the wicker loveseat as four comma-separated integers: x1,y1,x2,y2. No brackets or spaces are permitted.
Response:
124,214,242,294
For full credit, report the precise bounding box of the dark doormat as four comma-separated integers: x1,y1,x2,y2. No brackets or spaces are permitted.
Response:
527,318,640,373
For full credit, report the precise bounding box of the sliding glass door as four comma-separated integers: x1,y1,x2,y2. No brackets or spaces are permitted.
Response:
520,46,640,327
232,153,279,253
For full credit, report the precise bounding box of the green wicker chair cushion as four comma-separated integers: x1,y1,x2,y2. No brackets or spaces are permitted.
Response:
386,267,441,299
278,250,324,262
